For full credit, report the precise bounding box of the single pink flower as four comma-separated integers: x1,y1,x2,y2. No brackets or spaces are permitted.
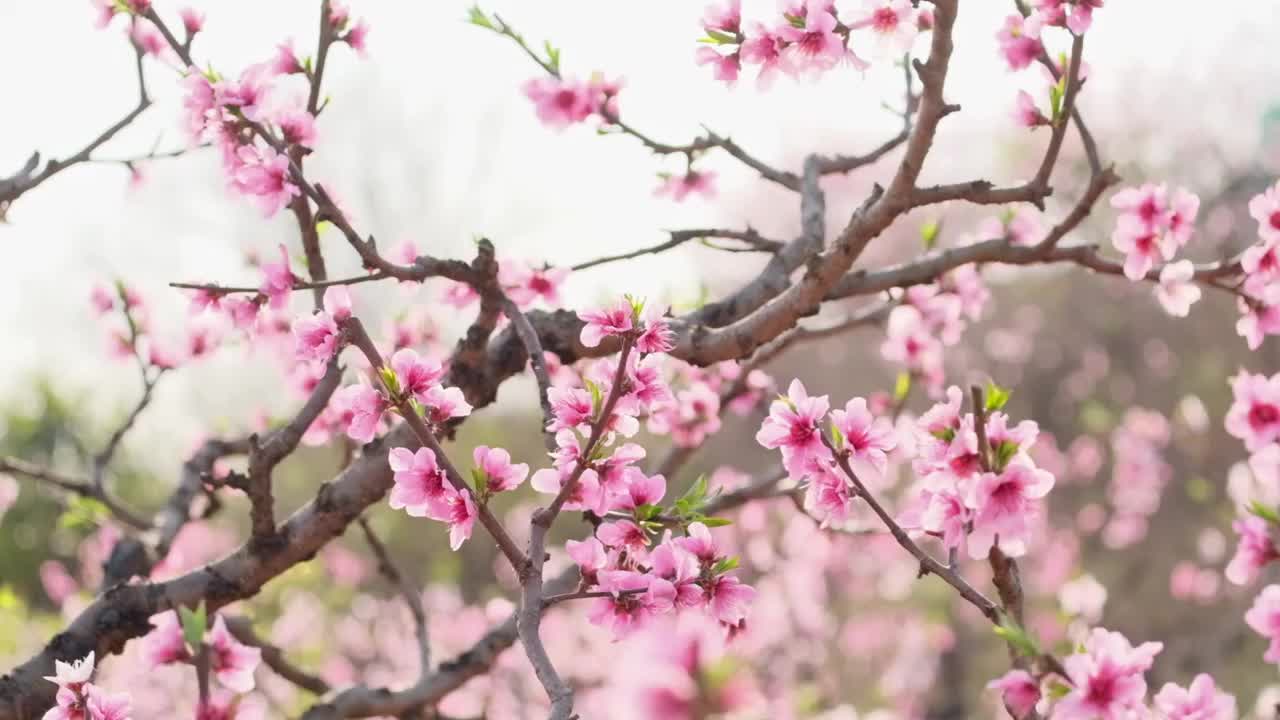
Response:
1153,674,1237,720
739,22,791,88
473,445,528,493
334,384,388,443
233,145,300,217
179,7,205,36
756,379,832,478
523,77,596,129
702,0,741,34
1226,371,1280,452
696,46,742,85
343,19,370,56
1250,182,1280,242
277,109,318,147
1055,628,1162,720
427,487,478,550
1227,516,1280,586
649,541,704,609
588,571,676,639
830,396,897,481
655,170,718,202
1111,215,1173,281
388,447,448,516
547,386,595,432
566,537,609,585
43,652,94,692
390,348,444,401
420,384,472,424
84,685,132,720
257,244,296,310
207,615,262,693
1155,260,1201,317
987,669,1040,719
1246,584,1280,663
579,299,635,347
778,0,856,74
847,0,918,58
636,305,675,354
705,574,755,625
965,459,1055,559
1013,89,1048,128
532,467,607,515
597,519,649,555
996,14,1042,71
502,261,569,309
272,42,303,75
90,285,116,314
142,612,191,667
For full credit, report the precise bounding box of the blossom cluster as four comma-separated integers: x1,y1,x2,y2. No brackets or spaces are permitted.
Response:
695,0,929,88
880,264,990,391
1233,181,1280,348
988,628,1236,720
998,1,1103,128
41,653,131,720
171,3,367,216
91,281,220,370
901,386,1054,559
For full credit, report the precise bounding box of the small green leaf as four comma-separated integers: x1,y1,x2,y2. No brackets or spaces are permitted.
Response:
701,516,733,528
702,28,738,44
59,497,109,531
179,605,207,650
993,616,1040,658
784,13,806,29
0,585,22,612
1045,679,1071,700
920,219,941,251
984,381,1011,412
585,378,603,415
469,468,487,492
993,440,1019,472
829,422,846,451
679,475,709,507
712,555,740,573
1249,500,1280,526
379,366,401,395
894,372,912,403
543,40,561,73
634,503,662,521
932,427,956,443
466,5,494,29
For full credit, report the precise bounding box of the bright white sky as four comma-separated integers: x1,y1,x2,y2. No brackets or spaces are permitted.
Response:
0,1,1277,457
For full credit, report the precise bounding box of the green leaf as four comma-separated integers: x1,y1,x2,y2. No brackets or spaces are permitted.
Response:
785,13,806,29
712,555,740,574
894,372,912,403
1049,75,1066,123
1249,500,1280,526
829,422,846,451
634,503,662,521
700,516,733,528
466,5,494,29
469,468,486,492
179,604,207,650
585,378,603,415
993,440,1019,472
702,28,738,44
379,366,401,395
58,497,109,531
931,427,956,443
678,474,709,508
544,41,561,74
920,219,941,251
984,381,1011,412
993,616,1040,658
0,585,22,612
1045,679,1071,701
